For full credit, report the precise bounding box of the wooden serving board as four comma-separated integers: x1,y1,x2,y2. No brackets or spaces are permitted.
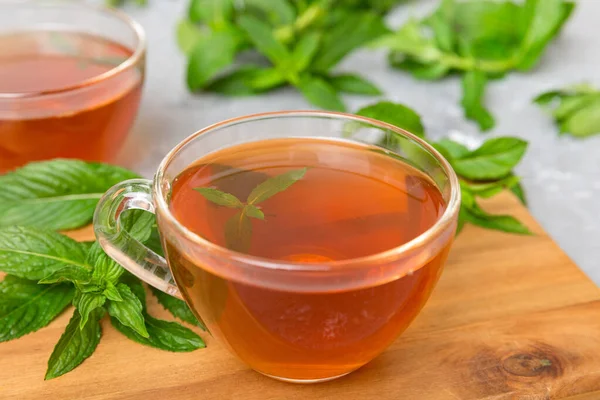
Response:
1,193,600,399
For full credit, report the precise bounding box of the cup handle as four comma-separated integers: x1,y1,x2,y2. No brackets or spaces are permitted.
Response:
93,179,183,300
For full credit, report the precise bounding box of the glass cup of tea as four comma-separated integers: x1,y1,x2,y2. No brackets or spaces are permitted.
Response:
0,0,145,173
93,111,461,383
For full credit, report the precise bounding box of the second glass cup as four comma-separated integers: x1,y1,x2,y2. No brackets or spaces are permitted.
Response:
0,0,145,173
94,111,460,383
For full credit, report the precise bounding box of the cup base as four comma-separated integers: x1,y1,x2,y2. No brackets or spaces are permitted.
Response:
259,371,352,384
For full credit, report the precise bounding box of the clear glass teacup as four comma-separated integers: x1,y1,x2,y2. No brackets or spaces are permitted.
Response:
94,111,460,383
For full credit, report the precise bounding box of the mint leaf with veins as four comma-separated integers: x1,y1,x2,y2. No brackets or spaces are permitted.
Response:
0,276,74,342
0,159,138,230
0,227,90,281
195,168,308,252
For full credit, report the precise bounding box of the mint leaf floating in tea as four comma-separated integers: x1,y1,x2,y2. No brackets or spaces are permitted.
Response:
247,168,308,204
195,167,308,252
0,276,74,342
0,159,138,230
193,188,244,208
373,0,575,130
179,0,388,110
45,309,104,380
534,83,600,138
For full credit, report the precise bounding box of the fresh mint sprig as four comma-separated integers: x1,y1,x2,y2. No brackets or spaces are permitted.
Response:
178,0,391,111
534,83,600,138
195,168,308,252
0,160,206,380
372,0,575,131
355,101,531,235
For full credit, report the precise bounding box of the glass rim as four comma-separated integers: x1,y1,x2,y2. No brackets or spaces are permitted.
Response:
155,110,461,271
0,0,146,99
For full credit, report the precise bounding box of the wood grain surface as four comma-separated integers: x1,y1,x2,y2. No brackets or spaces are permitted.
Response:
1,192,599,400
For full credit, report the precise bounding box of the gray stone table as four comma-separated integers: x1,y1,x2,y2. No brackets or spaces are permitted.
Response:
112,0,600,283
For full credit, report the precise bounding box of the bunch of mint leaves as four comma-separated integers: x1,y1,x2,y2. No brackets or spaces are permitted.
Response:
0,160,205,380
534,83,600,138
354,101,531,234
372,0,575,131
176,0,403,111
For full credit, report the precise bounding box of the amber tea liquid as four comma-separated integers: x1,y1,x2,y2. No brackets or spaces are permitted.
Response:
0,31,142,173
167,138,451,380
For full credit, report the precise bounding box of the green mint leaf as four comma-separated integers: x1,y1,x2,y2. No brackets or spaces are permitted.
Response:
328,74,382,95
433,138,470,160
107,283,149,338
462,70,495,131
372,19,441,65
0,227,89,280
0,276,74,342
516,0,575,70
460,175,521,199
536,85,600,138
45,308,103,380
244,205,265,220
297,74,345,111
449,1,523,61
150,287,206,330
121,276,147,308
558,97,600,138
103,281,123,302
390,57,450,81
237,15,291,69
117,278,205,350
119,209,157,243
0,160,138,230
244,0,296,25
39,265,92,285
452,137,528,181
187,28,240,91
87,243,125,284
247,168,308,204
311,12,388,71
423,0,455,53
73,292,106,329
552,96,599,123
290,32,321,73
188,0,234,28
355,101,425,137
193,187,244,208
224,211,253,253
510,180,528,205
206,66,286,95
534,83,596,106
144,228,165,258
111,314,205,352
462,203,532,235
176,19,204,55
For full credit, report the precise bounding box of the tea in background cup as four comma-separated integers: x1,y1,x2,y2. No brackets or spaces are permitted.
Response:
0,0,145,173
